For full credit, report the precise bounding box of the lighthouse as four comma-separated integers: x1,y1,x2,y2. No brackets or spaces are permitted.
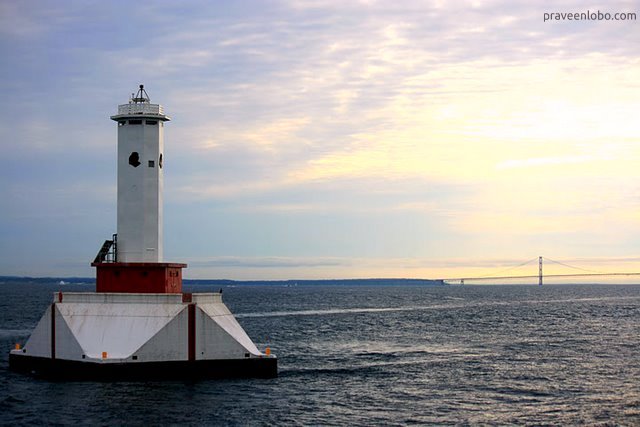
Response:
113,84,167,263
91,85,185,293
9,86,277,380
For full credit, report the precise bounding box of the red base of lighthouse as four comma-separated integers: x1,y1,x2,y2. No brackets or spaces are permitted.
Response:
92,262,187,293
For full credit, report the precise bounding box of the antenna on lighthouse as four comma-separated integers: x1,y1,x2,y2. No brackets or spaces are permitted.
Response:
132,84,150,103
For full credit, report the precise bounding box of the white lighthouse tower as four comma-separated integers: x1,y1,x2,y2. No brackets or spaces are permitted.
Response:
92,85,184,293
9,85,277,380
112,85,167,263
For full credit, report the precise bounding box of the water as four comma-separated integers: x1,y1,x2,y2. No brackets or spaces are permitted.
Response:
1,282,640,425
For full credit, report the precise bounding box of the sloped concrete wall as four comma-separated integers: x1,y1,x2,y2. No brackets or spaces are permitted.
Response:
58,302,185,359
134,308,189,362
55,306,85,361
23,304,52,358
197,304,262,359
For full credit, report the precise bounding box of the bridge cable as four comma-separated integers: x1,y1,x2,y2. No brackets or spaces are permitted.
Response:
473,257,540,279
542,257,606,274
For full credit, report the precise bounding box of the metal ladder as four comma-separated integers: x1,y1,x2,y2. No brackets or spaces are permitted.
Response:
93,234,117,263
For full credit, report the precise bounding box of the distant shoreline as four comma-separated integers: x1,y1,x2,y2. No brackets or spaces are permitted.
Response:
0,276,446,286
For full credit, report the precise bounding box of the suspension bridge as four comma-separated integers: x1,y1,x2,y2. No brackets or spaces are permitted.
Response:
442,256,640,285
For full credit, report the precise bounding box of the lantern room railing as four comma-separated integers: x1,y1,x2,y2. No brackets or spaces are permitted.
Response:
116,103,164,116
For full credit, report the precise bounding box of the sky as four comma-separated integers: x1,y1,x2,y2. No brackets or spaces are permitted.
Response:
0,0,639,280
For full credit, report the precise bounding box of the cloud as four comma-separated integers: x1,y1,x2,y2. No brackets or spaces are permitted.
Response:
0,2,62,38
189,256,351,268
496,155,606,170
1,0,639,277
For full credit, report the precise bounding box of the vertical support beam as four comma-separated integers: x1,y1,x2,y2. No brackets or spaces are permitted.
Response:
188,303,196,361
539,256,543,286
50,303,56,360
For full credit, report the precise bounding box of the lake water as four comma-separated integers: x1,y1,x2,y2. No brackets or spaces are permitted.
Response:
1,282,639,425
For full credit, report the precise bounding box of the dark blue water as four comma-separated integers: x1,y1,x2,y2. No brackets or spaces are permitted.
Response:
1,282,640,425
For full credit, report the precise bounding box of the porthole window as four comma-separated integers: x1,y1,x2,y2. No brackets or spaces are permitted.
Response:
129,152,141,167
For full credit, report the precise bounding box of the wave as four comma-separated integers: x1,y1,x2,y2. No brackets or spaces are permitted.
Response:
236,295,640,318
279,351,491,378
236,306,432,318
0,329,33,339
279,359,432,378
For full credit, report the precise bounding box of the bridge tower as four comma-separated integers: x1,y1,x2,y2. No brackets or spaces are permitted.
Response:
539,256,543,286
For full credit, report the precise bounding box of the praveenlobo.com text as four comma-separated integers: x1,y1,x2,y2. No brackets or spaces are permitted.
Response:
544,10,636,22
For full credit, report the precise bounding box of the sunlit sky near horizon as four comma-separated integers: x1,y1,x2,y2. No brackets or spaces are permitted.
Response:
1,0,639,280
